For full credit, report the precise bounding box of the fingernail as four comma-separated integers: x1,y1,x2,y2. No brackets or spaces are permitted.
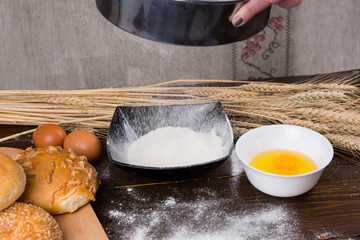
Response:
232,16,243,27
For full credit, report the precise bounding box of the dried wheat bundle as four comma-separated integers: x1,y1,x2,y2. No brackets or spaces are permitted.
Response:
0,70,359,164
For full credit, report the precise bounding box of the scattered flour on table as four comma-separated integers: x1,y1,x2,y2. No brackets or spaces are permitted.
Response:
127,127,226,167
106,186,340,240
164,197,176,206
315,232,340,239
107,195,303,240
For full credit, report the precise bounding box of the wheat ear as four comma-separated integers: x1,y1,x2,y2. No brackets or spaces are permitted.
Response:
296,108,360,125
239,83,301,93
287,90,348,101
281,119,330,133
325,134,360,155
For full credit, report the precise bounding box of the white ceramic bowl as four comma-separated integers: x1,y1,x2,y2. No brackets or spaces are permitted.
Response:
235,125,334,197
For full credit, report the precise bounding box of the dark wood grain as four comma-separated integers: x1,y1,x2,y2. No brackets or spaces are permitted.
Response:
1,72,360,240
1,125,360,240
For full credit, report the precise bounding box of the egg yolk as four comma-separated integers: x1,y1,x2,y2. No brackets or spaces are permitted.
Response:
249,149,317,175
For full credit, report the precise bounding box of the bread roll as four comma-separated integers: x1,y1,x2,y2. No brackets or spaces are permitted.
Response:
0,202,63,240
0,153,26,211
15,146,100,215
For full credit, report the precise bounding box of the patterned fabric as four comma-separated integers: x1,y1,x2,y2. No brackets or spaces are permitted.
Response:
232,7,291,80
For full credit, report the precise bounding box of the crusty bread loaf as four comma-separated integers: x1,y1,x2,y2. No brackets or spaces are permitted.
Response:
15,146,100,215
0,153,26,211
0,202,63,240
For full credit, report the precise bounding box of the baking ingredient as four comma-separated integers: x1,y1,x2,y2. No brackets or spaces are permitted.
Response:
127,127,225,167
63,130,102,162
32,124,67,147
15,146,100,214
249,149,317,175
0,202,63,240
105,182,338,240
106,191,304,240
0,153,26,211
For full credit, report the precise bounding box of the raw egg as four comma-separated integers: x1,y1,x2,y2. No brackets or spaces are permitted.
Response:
63,130,101,162
32,124,67,147
249,149,317,175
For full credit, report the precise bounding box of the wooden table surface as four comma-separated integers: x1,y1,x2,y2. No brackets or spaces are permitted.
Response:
1,126,360,240
1,72,360,240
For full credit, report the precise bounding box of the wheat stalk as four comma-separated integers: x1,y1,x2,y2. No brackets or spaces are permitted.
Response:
42,96,95,107
0,73,359,164
287,90,348,101
238,83,301,93
230,120,264,129
311,71,360,84
232,127,250,136
226,109,284,123
326,123,360,136
325,134,360,155
190,88,258,100
312,83,359,92
281,119,331,133
296,108,360,125
271,100,352,112
0,115,112,142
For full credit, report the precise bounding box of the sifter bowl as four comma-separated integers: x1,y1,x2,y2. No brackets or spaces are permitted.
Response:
235,125,334,197
96,0,271,46
107,102,234,179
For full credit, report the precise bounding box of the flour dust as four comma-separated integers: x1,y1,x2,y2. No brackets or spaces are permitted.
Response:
107,192,302,240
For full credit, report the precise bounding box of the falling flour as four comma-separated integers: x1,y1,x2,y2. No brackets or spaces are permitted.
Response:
127,127,225,167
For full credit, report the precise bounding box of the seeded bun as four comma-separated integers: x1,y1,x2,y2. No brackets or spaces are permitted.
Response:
0,153,26,212
0,202,63,240
15,146,100,215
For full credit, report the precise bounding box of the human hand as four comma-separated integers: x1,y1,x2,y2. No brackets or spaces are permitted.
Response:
232,0,302,27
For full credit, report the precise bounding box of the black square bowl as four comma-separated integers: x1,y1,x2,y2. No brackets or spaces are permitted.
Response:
107,102,234,179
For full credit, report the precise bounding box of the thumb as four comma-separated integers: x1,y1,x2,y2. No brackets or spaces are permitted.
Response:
232,0,277,28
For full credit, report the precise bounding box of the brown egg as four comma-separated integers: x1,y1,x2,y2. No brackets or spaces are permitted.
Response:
63,130,102,162
32,124,67,147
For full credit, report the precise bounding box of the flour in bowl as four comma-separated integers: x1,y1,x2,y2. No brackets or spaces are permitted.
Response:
127,126,225,167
